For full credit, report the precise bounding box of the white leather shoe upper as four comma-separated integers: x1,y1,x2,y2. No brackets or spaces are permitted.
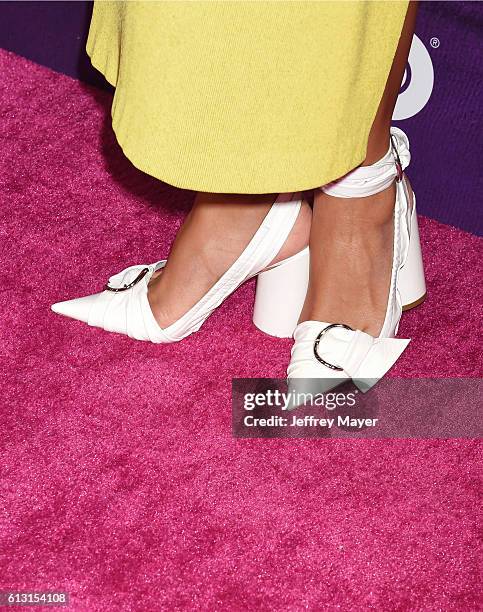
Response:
51,194,305,343
288,127,415,396
288,320,410,393
51,261,172,342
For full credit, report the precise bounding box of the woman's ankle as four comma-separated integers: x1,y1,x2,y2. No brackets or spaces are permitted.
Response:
300,186,396,334
314,184,396,227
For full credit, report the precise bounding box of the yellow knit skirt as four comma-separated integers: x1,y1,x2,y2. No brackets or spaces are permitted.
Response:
86,0,409,193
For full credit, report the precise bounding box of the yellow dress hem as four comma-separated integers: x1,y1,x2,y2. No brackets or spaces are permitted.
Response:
89,45,370,194
85,0,407,194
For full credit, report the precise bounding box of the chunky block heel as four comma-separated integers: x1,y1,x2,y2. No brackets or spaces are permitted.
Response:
400,197,427,311
253,247,309,338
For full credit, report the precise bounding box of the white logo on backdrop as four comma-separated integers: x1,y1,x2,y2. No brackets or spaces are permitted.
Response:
393,35,434,120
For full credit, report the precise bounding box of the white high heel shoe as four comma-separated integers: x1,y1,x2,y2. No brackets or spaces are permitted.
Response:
286,127,426,398
51,194,310,342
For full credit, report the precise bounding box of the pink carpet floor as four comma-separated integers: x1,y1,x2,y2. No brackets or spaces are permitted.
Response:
0,49,481,611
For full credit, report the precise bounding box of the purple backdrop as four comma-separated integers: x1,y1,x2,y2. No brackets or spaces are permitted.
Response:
392,1,482,235
0,1,481,234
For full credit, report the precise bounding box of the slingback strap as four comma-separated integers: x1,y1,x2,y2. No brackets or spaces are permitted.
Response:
161,194,302,342
321,127,411,199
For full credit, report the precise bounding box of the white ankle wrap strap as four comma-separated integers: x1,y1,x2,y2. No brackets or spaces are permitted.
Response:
321,127,411,198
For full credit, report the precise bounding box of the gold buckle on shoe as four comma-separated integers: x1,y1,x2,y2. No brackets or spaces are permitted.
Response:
313,323,354,371
104,267,150,292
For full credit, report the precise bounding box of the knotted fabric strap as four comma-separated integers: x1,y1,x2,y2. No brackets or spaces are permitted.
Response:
335,330,410,392
86,261,174,343
321,127,411,198
290,321,410,394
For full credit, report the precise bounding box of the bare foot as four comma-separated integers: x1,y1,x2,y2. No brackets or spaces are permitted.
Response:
300,181,413,336
148,192,312,328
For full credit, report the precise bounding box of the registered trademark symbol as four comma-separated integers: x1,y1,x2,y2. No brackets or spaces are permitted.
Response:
430,37,440,49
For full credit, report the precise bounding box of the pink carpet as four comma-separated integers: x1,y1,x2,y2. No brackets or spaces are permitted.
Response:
1,49,481,610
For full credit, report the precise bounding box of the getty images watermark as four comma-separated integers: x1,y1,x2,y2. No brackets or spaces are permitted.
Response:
243,388,377,430
232,379,482,439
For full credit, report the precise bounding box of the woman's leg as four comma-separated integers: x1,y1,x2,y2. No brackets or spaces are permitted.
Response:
147,1,416,332
148,192,312,328
300,1,419,336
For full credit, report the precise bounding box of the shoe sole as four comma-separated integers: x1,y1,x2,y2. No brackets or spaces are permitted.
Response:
402,292,427,312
